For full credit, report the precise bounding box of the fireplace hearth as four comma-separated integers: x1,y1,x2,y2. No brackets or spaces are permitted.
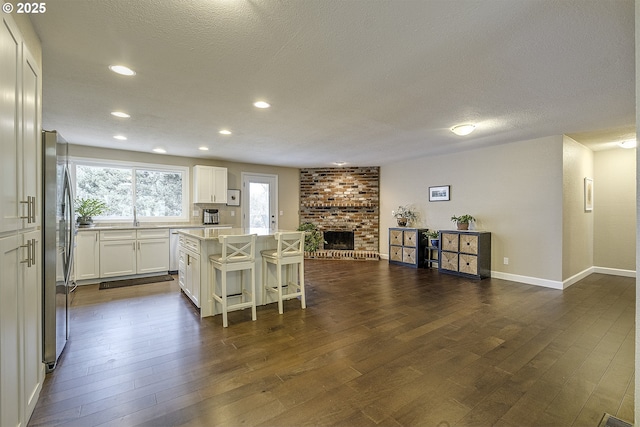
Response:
324,231,355,250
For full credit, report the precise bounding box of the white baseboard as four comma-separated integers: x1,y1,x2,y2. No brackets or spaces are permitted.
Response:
492,266,636,290
562,267,594,289
490,271,564,290
377,256,636,288
592,266,636,278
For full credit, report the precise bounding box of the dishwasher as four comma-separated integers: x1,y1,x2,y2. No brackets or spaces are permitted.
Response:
169,229,181,274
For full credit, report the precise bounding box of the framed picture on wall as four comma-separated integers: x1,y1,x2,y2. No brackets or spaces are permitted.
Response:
227,189,240,206
584,178,593,211
429,185,450,202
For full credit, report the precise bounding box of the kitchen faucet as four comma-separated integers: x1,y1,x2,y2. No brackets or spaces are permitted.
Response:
133,206,139,227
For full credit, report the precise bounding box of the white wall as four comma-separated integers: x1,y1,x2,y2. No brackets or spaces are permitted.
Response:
562,136,594,281
594,148,636,273
381,135,565,286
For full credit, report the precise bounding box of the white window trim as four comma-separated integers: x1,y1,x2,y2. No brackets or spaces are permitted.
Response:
70,156,190,223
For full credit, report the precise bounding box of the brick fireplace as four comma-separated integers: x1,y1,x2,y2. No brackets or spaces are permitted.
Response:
300,167,379,259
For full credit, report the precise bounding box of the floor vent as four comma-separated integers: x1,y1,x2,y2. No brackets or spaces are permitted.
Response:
598,413,633,427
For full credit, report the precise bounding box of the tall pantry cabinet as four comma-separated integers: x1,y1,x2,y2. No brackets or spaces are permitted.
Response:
0,13,44,427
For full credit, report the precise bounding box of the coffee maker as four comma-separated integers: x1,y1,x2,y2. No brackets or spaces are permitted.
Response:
203,209,219,225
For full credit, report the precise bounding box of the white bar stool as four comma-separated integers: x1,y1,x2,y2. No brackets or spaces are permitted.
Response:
261,231,306,314
209,234,257,327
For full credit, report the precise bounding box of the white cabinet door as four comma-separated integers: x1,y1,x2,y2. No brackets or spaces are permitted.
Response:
0,235,21,427
193,165,213,204
186,250,201,306
212,167,228,204
75,231,100,280
22,230,42,419
21,46,40,230
136,238,169,274
0,16,20,235
178,246,200,307
193,165,227,204
100,240,136,278
178,248,186,291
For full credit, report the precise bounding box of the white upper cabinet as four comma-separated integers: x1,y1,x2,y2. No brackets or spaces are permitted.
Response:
193,165,228,204
0,15,21,235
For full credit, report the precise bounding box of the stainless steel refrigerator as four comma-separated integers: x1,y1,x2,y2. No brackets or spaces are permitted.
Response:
42,130,75,372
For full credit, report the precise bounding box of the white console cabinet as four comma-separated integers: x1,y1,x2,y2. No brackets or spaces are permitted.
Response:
193,165,228,204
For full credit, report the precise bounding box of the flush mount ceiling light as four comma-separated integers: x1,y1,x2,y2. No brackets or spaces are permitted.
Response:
253,101,271,109
618,139,637,149
111,111,130,118
451,124,476,136
219,129,232,135
109,65,136,76
153,148,167,154
333,161,347,166
113,135,127,141
198,146,209,151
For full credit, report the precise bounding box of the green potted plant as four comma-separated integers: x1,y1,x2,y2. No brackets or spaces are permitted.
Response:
297,222,325,253
451,214,476,230
75,197,107,227
425,230,440,247
392,205,418,227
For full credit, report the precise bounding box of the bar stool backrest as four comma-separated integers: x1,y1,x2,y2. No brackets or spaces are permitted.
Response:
216,234,256,263
274,231,305,258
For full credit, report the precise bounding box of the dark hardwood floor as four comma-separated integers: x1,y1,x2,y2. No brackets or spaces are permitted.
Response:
29,260,634,426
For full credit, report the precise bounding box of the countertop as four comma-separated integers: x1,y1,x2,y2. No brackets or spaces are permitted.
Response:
76,223,234,232
177,227,294,240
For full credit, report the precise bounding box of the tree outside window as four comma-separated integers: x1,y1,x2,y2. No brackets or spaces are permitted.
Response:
75,162,187,221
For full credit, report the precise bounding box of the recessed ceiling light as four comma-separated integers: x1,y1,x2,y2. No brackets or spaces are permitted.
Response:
153,148,167,154
253,101,271,109
219,130,232,135
199,146,209,151
333,161,347,166
113,135,127,141
109,65,136,76
451,124,476,136
111,111,130,118
618,139,637,149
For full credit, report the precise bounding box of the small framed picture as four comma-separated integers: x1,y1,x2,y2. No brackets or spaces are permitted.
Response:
429,185,450,202
584,178,593,211
227,189,240,206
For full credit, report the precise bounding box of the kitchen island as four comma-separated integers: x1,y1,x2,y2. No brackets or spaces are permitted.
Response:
177,228,297,318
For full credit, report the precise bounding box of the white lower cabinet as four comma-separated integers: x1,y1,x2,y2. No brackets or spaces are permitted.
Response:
22,231,43,419
75,230,100,280
137,238,170,274
178,235,201,307
100,239,137,278
1,234,21,427
98,229,170,279
1,231,43,427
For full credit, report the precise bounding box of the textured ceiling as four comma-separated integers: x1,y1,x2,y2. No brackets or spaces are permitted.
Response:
30,0,635,167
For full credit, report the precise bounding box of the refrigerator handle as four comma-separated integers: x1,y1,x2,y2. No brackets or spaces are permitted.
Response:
63,167,75,284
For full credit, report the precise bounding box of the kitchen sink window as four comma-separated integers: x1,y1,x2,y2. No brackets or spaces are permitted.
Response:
72,158,189,222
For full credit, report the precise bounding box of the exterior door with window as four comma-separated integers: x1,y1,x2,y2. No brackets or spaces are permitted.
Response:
241,173,277,230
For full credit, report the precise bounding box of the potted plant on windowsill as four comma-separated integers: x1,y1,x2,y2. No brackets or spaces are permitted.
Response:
451,214,476,230
425,230,440,247
392,205,418,227
75,198,107,228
